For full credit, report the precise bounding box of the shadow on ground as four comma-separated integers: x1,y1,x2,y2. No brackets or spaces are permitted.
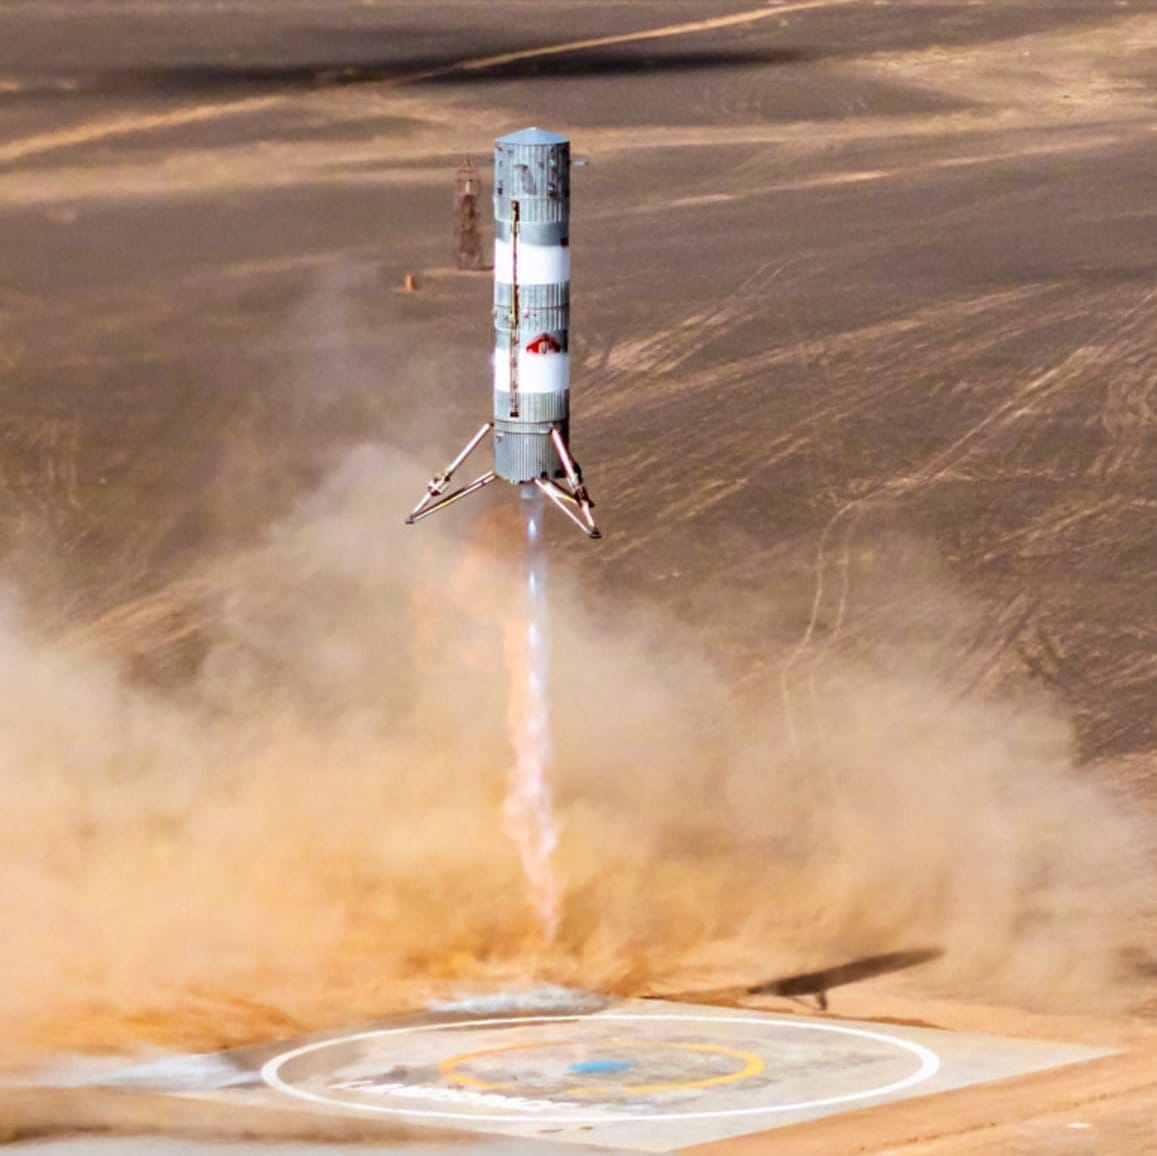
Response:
651,949,946,1012
1,47,817,103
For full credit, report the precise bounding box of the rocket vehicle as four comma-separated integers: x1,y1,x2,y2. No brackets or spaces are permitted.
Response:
405,127,601,539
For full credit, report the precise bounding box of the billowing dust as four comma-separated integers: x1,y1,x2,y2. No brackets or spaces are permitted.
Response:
0,447,1150,1067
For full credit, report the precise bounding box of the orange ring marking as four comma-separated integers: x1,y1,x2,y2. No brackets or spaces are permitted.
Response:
438,1037,764,1097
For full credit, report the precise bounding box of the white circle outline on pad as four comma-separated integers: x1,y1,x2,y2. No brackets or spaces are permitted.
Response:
261,1013,941,1125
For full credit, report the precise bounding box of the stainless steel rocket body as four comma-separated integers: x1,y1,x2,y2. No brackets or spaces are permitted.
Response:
405,127,600,539
492,127,570,484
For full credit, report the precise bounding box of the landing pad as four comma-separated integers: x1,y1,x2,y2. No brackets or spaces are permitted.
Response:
252,1000,1114,1151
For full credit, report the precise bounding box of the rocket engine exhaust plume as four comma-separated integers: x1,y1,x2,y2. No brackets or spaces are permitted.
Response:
502,488,562,940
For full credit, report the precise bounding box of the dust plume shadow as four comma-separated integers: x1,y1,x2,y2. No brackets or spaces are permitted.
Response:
423,46,816,85
5,47,815,102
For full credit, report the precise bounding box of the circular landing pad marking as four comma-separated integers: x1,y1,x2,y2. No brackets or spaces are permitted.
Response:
261,1014,941,1125
440,1037,765,1096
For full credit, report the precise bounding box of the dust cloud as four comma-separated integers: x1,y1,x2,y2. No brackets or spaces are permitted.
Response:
0,446,1150,1067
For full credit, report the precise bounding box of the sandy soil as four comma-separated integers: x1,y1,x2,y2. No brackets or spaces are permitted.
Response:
0,1,1154,1150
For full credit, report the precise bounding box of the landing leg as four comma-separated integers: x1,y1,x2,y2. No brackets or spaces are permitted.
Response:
405,423,493,524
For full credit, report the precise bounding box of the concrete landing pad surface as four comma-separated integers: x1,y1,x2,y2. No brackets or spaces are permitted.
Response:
254,1000,1114,1151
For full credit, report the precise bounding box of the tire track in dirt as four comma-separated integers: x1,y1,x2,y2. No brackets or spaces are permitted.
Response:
2,414,83,523
779,284,1157,752
592,283,1065,421
591,261,792,396
1091,345,1157,482
950,589,1039,701
592,283,1076,568
847,287,1154,498
593,285,1084,562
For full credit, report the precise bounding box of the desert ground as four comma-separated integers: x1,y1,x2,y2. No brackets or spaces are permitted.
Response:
0,1,1155,1152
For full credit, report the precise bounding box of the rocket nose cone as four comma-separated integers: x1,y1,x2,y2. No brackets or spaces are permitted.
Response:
497,126,570,148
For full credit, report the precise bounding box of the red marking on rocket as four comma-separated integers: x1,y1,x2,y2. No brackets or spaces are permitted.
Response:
525,333,562,355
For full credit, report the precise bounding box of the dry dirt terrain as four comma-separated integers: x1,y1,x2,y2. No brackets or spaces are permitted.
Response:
0,1,1154,1152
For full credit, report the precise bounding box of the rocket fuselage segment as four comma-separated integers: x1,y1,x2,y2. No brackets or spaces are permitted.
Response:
492,127,571,484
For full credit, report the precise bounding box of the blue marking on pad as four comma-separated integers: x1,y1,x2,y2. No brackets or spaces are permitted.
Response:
569,1059,633,1075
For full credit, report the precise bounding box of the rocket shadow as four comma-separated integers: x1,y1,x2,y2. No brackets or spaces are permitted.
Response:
3,47,817,103
652,948,945,1013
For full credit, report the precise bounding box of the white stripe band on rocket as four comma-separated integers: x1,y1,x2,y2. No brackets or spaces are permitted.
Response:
406,127,601,540
493,240,571,286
